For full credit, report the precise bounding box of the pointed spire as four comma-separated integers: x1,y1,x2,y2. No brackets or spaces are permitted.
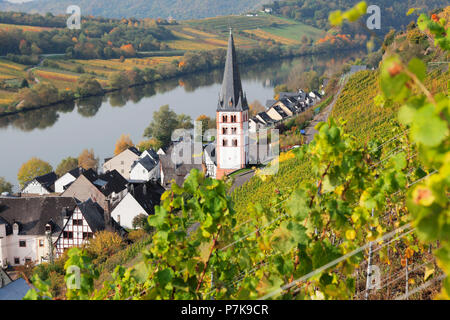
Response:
217,30,248,111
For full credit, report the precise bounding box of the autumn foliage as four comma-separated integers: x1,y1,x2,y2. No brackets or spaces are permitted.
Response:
114,134,134,155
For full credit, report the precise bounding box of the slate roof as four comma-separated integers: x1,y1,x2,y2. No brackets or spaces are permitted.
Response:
0,197,77,236
127,181,165,215
24,172,58,193
67,167,84,179
0,278,31,300
265,99,277,109
96,170,128,197
217,31,248,112
257,112,274,124
132,155,158,172
77,199,107,233
141,148,159,161
272,106,289,118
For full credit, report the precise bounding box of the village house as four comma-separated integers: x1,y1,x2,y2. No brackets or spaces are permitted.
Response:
266,105,289,122
110,181,165,229
61,169,128,213
103,147,141,180
21,172,58,195
54,199,126,257
0,196,77,267
54,167,85,193
129,155,160,183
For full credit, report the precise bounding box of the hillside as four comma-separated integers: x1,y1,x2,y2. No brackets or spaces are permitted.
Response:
0,0,272,20
265,0,449,35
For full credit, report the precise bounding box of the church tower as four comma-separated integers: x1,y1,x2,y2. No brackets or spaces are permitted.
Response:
216,30,249,180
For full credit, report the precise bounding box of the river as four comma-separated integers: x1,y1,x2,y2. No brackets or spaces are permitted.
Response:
0,51,363,189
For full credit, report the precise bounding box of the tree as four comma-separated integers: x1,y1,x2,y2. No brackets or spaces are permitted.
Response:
76,75,103,97
132,213,148,229
17,157,53,188
55,157,79,177
249,100,265,117
109,71,129,89
78,149,98,170
114,134,134,155
0,177,12,193
143,105,193,148
137,138,162,152
196,115,215,139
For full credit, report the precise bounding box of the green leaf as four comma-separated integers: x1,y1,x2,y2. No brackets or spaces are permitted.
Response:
408,58,426,81
148,206,168,228
156,268,174,287
411,104,448,147
286,189,310,221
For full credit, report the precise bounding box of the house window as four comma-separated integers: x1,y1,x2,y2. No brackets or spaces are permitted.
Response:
83,232,93,240
19,240,26,247
231,115,237,123
39,240,44,247
223,139,228,147
73,219,83,226
25,258,32,264
121,169,124,174
222,127,227,135
222,115,227,123
231,127,237,134
232,139,238,147
63,231,73,239
121,161,124,165
14,257,20,265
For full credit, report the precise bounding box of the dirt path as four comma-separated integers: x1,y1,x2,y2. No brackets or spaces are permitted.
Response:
304,78,347,144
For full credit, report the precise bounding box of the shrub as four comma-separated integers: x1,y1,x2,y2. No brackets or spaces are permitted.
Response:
86,230,125,262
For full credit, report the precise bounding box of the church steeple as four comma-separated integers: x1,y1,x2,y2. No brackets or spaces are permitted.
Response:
217,30,248,111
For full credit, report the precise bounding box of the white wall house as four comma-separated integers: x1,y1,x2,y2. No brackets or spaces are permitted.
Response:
22,172,57,195
129,156,160,183
110,193,147,230
0,197,77,267
110,182,164,229
54,168,84,193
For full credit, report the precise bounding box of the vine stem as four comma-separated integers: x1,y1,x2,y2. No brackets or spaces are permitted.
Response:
196,225,222,292
403,68,437,106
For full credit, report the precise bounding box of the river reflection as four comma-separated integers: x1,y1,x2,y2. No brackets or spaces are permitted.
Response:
0,51,363,188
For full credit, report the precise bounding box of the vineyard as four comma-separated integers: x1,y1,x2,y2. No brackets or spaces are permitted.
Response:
14,4,450,301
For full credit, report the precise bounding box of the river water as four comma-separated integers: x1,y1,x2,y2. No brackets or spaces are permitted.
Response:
0,51,362,189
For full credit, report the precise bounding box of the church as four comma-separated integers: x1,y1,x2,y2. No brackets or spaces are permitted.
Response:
215,30,250,179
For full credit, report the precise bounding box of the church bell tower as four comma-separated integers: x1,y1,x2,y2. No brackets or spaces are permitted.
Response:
216,30,249,180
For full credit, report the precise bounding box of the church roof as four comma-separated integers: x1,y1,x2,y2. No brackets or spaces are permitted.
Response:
217,30,248,112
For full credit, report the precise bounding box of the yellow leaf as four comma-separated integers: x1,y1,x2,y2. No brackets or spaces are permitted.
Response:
424,266,434,281
346,229,356,240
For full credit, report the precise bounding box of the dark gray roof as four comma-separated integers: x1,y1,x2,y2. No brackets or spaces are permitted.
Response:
0,278,31,300
67,167,84,179
217,31,248,112
127,181,165,215
133,155,158,172
279,92,299,99
143,148,159,161
0,197,77,236
24,172,58,193
266,99,277,109
128,147,141,156
257,112,274,124
273,106,288,118
96,170,128,196
77,199,107,233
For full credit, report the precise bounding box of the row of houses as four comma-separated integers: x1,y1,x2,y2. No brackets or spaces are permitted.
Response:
0,145,171,269
249,89,324,132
